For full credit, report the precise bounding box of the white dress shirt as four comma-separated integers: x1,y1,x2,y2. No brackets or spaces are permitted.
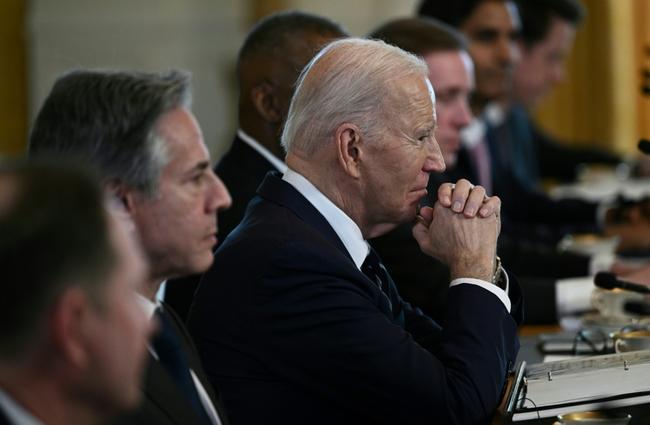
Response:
0,388,43,425
282,168,511,312
138,296,222,425
238,129,288,173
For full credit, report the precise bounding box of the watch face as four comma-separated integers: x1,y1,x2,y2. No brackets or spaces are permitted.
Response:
492,257,505,288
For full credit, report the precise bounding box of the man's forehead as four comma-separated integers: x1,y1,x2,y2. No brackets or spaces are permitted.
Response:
464,0,519,32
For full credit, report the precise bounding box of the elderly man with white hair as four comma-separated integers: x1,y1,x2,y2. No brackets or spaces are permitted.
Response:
189,38,522,425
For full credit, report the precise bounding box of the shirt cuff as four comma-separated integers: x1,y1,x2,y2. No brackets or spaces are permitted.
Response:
449,271,511,313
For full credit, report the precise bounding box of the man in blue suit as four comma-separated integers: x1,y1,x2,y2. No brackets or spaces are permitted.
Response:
189,38,522,425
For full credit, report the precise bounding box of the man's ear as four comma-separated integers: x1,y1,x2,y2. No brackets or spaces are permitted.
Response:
106,181,138,216
251,82,282,123
335,123,363,178
49,287,93,369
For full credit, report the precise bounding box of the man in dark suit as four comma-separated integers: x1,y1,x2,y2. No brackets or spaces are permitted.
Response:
510,0,621,187
217,11,348,239
164,11,348,320
189,38,522,425
0,162,153,424
29,70,232,425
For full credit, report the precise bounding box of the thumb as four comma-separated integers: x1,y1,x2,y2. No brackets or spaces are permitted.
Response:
417,206,434,225
412,219,432,254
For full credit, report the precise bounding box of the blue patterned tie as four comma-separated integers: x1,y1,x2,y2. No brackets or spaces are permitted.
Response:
361,249,404,327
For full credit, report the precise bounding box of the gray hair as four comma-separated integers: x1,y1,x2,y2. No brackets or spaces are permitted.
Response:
28,69,192,197
281,38,429,156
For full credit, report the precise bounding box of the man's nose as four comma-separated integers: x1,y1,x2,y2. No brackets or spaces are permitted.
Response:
207,172,232,213
424,138,446,173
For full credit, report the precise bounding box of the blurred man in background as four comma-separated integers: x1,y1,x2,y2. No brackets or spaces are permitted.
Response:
509,0,621,188
0,161,152,425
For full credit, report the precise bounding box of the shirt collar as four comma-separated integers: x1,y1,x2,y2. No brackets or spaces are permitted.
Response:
137,293,162,320
282,168,369,269
0,388,44,425
460,117,486,148
237,129,288,173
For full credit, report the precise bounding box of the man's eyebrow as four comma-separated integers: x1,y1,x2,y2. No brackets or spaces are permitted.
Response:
187,160,211,174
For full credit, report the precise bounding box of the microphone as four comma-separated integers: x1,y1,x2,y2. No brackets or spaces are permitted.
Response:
594,272,650,294
638,139,650,155
625,301,650,316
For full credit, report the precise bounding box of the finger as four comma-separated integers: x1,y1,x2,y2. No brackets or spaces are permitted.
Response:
479,195,501,218
411,219,433,255
437,183,455,207
450,179,474,213
417,206,434,225
463,185,487,218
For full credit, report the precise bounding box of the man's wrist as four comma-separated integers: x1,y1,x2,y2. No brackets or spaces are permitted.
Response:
449,255,494,282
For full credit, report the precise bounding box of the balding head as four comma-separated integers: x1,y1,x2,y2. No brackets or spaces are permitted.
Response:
282,38,429,157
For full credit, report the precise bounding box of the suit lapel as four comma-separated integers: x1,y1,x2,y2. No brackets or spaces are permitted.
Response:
137,304,228,425
0,406,11,425
256,173,353,263
140,352,205,425
161,303,230,424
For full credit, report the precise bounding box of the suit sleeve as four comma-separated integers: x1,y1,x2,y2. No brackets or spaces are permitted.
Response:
253,240,519,425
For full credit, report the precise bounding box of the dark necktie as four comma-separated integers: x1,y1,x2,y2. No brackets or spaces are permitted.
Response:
152,307,213,425
361,248,404,327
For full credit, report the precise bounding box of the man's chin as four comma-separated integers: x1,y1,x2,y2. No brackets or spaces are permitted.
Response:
181,254,215,276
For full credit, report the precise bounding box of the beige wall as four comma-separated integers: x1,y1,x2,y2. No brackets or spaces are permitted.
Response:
25,0,417,160
5,0,650,158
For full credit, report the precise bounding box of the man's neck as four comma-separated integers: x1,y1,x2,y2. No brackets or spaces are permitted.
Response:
285,154,370,238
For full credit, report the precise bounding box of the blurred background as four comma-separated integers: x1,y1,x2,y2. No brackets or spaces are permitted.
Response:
1,0,649,160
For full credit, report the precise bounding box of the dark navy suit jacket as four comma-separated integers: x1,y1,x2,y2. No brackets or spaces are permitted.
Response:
189,173,522,425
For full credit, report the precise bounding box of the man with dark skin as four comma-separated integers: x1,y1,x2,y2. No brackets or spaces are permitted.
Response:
164,11,348,319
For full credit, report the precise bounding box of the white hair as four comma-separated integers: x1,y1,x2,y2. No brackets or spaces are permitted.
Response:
281,38,429,156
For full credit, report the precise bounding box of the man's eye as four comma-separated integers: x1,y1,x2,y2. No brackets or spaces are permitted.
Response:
473,30,497,43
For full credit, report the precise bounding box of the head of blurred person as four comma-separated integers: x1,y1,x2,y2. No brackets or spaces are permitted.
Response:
418,0,520,112
369,17,474,168
0,161,152,425
282,38,446,239
28,70,232,299
237,11,348,158
513,0,584,108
